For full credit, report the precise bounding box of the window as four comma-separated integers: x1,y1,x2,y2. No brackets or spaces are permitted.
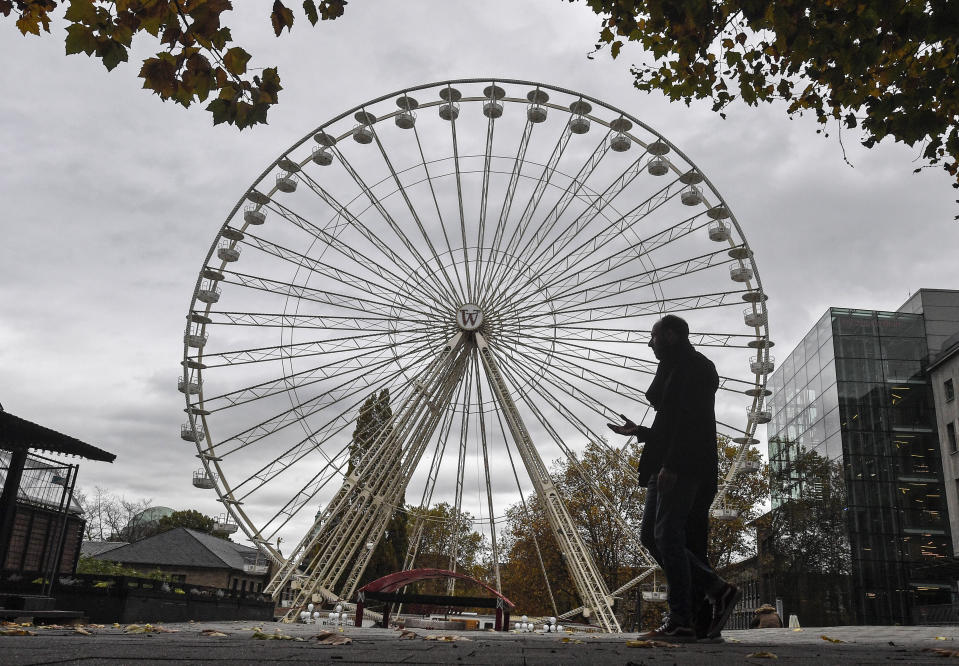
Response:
946,378,955,403
948,422,958,454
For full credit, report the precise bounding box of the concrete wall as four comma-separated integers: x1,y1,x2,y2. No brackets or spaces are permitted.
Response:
932,352,959,554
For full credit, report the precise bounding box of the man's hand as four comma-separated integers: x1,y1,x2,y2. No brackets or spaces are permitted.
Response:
606,416,650,441
657,467,677,493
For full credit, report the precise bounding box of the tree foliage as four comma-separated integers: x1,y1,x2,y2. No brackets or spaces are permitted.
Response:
149,508,227,539
500,437,768,618
0,0,346,128
763,443,851,576
581,0,959,201
342,389,406,590
405,502,487,581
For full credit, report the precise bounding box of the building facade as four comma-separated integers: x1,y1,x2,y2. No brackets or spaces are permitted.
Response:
930,332,959,554
766,289,959,625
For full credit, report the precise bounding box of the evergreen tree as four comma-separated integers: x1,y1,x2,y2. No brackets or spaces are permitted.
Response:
342,389,406,589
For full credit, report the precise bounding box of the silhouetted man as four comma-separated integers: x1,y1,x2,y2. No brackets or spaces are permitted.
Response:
608,314,740,641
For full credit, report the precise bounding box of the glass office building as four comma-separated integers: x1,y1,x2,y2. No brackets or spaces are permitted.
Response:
767,302,954,625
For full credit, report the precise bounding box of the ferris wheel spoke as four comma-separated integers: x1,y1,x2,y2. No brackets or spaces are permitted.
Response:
218,269,437,320
448,356,475,576
367,124,465,305
471,353,502,590
513,149,654,277
531,247,735,314
403,376,467,572
197,337,434,414
514,289,748,327
293,169,455,308
476,119,534,299
490,401,560,615
202,310,436,331
259,194,440,305
329,132,459,308
211,341,436,456
238,231,446,318
489,176,686,317
499,333,658,376
195,328,435,368
524,211,712,304
519,326,757,349
472,110,496,298
495,359,650,519
490,336,648,412
494,185,696,316
483,124,572,294
409,124,467,302
447,100,474,300
242,436,352,534
503,129,610,276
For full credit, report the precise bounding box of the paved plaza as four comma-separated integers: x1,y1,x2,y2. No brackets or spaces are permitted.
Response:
2,621,959,665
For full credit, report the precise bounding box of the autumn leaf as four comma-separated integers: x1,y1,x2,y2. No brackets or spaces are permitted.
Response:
303,0,319,25
271,0,295,36
223,46,251,76
65,24,97,56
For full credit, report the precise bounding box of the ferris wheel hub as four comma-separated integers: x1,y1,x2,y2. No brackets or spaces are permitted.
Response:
456,303,484,332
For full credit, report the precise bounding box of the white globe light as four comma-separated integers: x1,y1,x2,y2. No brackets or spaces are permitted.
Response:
521,615,528,622
308,603,314,612
549,616,556,625
556,624,564,632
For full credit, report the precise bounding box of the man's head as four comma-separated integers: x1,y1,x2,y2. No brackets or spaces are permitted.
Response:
648,315,689,360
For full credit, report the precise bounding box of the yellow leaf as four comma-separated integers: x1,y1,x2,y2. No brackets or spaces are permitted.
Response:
746,651,778,658
820,635,843,643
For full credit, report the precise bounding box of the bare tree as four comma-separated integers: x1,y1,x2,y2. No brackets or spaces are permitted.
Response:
75,486,152,542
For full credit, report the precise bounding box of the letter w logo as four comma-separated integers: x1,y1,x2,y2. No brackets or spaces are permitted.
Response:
460,310,479,327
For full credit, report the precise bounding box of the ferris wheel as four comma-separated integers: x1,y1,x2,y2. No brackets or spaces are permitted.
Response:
179,78,772,631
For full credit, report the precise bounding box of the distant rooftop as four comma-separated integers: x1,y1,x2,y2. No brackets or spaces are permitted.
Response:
80,540,128,558
91,527,263,571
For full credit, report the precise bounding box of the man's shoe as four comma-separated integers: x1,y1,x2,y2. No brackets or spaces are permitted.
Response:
707,583,742,639
639,617,695,642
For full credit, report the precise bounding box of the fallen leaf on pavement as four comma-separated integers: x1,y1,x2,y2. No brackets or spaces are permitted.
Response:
317,634,352,645
560,636,583,644
791,628,803,632
626,639,679,648
0,628,38,636
936,637,951,641
821,635,844,643
124,624,149,634
74,627,93,636
88,624,105,628
252,628,301,641
746,651,778,659
200,629,230,637
398,630,418,640
922,647,959,657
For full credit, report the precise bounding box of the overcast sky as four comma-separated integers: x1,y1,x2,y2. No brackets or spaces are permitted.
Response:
2,2,957,538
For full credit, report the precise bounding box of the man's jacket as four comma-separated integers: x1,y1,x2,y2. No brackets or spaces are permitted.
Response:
636,341,720,491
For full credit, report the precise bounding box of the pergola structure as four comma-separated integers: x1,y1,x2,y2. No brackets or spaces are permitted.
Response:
0,407,115,572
